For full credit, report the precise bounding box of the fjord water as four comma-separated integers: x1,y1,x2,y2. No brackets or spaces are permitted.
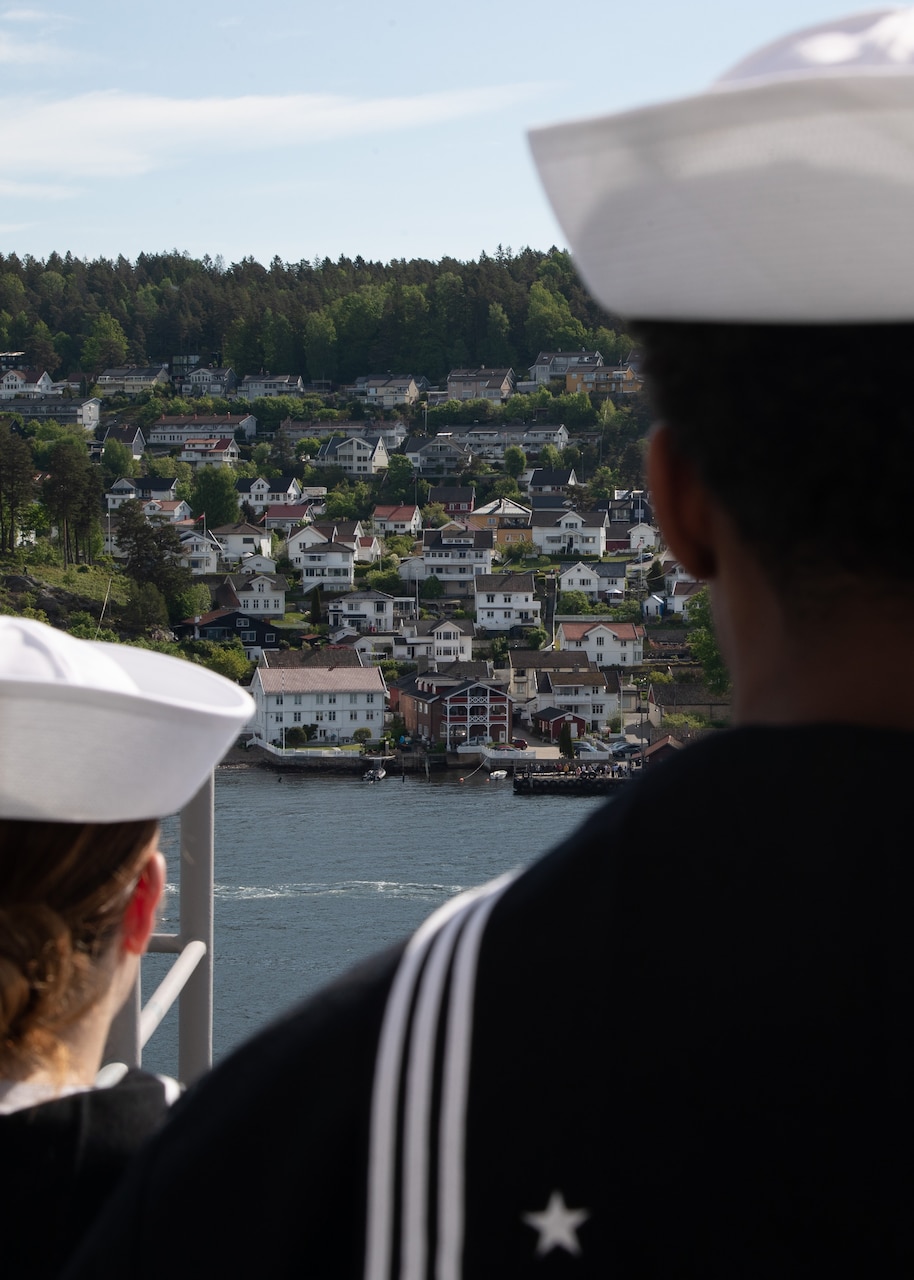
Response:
142,766,607,1077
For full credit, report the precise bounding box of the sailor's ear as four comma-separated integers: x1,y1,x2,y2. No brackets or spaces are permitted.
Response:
647,424,718,580
121,849,166,957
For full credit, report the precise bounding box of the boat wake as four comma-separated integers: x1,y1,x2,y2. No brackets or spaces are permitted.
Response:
214,879,466,901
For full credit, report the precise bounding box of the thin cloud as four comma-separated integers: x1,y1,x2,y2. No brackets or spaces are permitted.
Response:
2,83,552,179
0,29,67,60
0,177,78,198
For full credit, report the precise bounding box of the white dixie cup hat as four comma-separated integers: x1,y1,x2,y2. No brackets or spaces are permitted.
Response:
0,617,254,822
528,7,914,322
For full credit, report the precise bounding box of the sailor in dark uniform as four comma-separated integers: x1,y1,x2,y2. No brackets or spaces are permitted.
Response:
66,9,914,1277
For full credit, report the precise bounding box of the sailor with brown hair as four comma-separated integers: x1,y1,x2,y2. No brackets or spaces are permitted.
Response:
0,618,252,1277
67,9,914,1277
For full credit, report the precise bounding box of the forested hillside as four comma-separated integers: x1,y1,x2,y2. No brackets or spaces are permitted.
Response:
0,246,631,384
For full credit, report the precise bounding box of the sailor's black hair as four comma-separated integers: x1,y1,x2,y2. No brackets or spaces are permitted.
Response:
634,320,914,610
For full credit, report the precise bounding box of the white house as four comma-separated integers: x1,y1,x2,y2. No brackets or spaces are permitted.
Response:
237,476,303,514
218,573,288,617
392,619,474,665
529,351,603,385
142,498,193,523
531,510,608,558
327,590,398,634
372,504,422,538
628,522,659,551
534,667,619,733
178,529,222,575
293,540,356,590
211,522,272,563
178,437,240,468
147,414,257,446
555,619,645,665
418,527,495,593
314,434,390,476
558,560,628,604
474,573,541,632
239,373,305,400
251,666,388,744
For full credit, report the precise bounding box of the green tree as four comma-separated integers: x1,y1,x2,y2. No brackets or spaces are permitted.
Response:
0,424,35,552
171,582,213,622
420,575,444,599
559,721,575,760
525,281,586,355
687,587,731,695
525,626,547,650
42,436,101,566
81,311,129,373
125,581,169,629
538,444,562,470
191,467,241,527
503,444,526,478
421,502,446,528
557,590,591,615
101,439,137,487
192,639,252,683
382,454,417,504
115,499,192,608
365,568,403,594
490,476,521,501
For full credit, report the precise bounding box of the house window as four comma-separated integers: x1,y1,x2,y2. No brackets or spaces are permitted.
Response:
328,711,336,722
349,695,358,705
293,712,302,723
328,695,337,704
366,712,375,721
350,711,359,721
596,635,604,646
293,695,302,705
366,694,374,704
315,695,324,705
274,695,283,706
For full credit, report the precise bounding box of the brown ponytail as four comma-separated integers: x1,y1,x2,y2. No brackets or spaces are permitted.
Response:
0,819,159,1076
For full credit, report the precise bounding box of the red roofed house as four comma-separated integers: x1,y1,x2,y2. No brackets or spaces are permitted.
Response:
556,619,645,666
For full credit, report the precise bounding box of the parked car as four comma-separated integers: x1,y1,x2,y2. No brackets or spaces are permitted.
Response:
611,741,642,758
574,741,598,754
512,738,528,750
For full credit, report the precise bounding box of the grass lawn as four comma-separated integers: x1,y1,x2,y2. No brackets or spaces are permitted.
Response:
0,559,131,608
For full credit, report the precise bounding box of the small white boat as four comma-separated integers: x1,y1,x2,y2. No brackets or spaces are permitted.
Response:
363,767,387,782
489,769,508,780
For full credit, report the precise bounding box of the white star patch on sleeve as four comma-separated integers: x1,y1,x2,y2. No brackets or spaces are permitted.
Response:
522,1189,590,1257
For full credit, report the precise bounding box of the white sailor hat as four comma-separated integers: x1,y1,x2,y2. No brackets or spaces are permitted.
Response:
529,7,914,322
0,617,254,822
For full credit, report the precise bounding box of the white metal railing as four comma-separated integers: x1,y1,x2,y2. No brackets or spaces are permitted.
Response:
103,775,215,1084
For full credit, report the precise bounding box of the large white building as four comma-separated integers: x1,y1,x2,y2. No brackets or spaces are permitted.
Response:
250,666,388,744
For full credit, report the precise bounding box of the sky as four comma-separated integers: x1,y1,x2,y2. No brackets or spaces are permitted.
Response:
0,0,880,267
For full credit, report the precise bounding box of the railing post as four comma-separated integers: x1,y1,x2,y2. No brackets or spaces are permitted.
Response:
178,774,215,1084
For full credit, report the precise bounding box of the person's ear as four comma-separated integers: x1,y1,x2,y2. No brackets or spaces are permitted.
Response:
647,424,718,580
121,850,166,956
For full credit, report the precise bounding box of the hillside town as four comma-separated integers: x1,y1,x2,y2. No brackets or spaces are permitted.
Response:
0,262,730,764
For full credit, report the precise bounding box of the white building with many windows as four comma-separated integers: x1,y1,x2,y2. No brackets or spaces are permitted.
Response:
250,666,388,744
